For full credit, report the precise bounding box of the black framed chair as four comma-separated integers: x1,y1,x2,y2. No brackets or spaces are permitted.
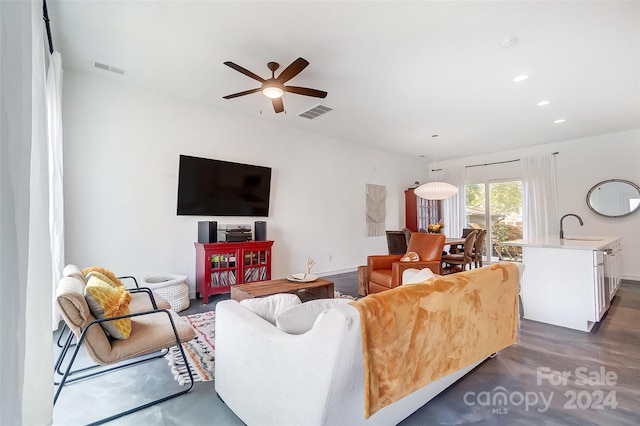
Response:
55,265,171,349
54,274,196,425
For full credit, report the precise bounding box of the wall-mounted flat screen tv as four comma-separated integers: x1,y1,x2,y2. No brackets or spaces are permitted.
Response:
177,155,271,217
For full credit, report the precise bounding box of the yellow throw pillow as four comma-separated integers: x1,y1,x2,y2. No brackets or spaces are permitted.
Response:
86,270,120,288
82,266,124,287
84,276,132,339
400,251,420,262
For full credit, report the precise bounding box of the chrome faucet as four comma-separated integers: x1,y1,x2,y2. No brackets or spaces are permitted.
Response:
559,214,584,239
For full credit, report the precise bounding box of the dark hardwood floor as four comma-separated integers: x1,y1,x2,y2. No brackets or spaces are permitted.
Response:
399,278,640,425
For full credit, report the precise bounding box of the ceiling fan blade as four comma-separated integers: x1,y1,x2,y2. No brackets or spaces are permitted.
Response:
223,88,261,99
276,57,309,83
285,86,328,98
272,97,284,113
223,61,265,83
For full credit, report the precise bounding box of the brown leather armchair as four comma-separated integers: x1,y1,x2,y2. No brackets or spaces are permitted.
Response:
367,233,446,294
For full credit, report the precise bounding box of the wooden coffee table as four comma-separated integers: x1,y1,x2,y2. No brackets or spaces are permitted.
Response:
230,277,334,302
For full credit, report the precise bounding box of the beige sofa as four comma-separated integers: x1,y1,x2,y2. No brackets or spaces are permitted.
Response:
215,262,521,426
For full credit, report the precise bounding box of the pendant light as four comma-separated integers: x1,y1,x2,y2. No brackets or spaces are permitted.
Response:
414,136,459,200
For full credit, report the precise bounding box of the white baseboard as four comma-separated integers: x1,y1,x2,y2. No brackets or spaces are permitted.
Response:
622,275,640,283
317,267,358,276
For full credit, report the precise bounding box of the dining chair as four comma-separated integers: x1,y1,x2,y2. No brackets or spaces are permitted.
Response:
442,230,478,273
472,229,487,268
385,230,410,255
461,228,476,237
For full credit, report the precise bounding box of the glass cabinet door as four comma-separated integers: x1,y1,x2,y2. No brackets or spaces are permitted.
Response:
243,248,269,282
210,251,236,287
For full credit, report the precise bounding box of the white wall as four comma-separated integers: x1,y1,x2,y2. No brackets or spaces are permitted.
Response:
63,72,425,296
433,129,640,281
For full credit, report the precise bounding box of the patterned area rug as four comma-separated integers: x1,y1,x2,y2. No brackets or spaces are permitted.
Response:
334,290,357,300
166,311,215,385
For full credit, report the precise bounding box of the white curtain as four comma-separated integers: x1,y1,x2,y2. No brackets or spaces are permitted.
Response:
441,167,466,238
522,153,559,239
0,1,55,424
47,50,65,329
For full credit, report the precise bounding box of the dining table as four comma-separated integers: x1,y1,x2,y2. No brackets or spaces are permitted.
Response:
444,237,466,254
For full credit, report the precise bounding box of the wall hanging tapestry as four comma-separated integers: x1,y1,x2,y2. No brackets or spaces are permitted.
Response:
366,183,386,236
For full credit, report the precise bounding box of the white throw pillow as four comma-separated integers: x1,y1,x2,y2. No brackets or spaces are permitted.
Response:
275,298,351,335
402,267,436,285
239,293,301,324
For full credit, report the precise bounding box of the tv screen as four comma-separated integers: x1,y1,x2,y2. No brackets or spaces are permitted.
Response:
177,155,271,217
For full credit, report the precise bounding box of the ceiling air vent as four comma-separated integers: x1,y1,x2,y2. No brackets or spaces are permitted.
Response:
298,104,333,120
94,62,126,76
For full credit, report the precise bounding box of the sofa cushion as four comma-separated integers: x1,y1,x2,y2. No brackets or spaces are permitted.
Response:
275,298,352,334
239,293,301,324
84,275,132,339
400,251,420,262
402,267,436,284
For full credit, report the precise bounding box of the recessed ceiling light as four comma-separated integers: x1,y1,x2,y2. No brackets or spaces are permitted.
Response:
501,36,518,48
513,74,529,83
537,100,551,107
553,119,566,124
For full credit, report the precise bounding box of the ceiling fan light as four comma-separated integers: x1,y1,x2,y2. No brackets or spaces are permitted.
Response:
262,86,284,99
414,181,459,200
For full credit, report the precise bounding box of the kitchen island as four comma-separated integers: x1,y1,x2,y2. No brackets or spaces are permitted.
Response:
504,236,622,332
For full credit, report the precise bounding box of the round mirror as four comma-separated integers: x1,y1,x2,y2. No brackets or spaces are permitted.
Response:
586,179,640,218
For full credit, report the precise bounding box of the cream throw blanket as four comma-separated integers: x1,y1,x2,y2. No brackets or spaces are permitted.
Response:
366,184,386,236
350,263,519,418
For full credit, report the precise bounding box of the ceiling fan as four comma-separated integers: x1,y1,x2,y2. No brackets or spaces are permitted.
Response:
222,57,327,113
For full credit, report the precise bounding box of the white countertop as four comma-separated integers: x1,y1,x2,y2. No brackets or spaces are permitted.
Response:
502,236,620,250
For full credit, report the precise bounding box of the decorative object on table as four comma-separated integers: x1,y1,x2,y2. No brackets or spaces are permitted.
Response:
142,274,190,312
427,222,445,233
166,311,216,385
286,273,318,283
286,257,318,282
306,257,315,274
366,183,386,236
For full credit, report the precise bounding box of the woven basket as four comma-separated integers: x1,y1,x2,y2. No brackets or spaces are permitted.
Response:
142,274,190,312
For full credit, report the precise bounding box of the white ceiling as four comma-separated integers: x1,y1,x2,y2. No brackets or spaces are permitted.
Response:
47,1,640,161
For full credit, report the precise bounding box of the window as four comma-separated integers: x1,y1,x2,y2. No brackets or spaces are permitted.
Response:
465,180,523,262
417,198,442,231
